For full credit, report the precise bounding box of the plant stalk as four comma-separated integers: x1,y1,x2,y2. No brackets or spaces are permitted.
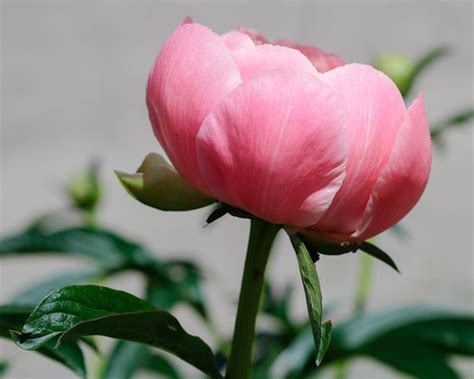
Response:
225,219,279,379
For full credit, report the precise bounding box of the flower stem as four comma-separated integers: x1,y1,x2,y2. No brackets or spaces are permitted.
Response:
225,219,280,379
354,253,374,313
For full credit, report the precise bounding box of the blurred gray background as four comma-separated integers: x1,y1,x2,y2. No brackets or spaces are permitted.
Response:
1,0,473,378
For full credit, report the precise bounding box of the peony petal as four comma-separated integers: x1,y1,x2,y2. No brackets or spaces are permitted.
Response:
355,93,432,240
312,64,407,235
236,27,269,44
196,70,348,227
232,44,318,82
221,31,255,52
147,22,241,192
275,39,345,73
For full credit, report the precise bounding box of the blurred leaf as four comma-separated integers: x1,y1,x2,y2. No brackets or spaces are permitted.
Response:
146,260,208,318
0,227,158,270
365,340,459,379
359,242,400,273
290,235,331,367
12,285,221,378
262,283,294,330
10,268,103,306
0,227,208,318
0,305,86,377
374,46,448,97
267,306,473,378
102,341,180,379
430,108,474,142
0,361,7,376
269,325,314,378
116,153,214,211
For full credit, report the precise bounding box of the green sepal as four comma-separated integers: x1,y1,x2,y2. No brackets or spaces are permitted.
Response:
116,153,215,211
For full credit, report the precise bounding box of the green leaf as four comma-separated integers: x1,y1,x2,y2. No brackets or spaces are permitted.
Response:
0,305,86,377
364,339,459,379
12,285,221,379
359,241,400,273
146,260,208,318
0,227,157,269
290,235,331,366
430,108,474,141
0,361,7,376
102,341,180,379
0,227,208,317
116,153,215,211
10,269,103,306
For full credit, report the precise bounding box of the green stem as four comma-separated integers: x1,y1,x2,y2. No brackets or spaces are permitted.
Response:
354,253,374,313
225,219,280,379
334,244,375,379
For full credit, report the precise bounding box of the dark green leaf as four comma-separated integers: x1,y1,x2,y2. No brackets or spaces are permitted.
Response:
359,242,400,273
206,203,253,224
0,305,86,377
12,285,221,378
0,361,7,376
147,260,208,318
102,341,180,379
290,235,331,366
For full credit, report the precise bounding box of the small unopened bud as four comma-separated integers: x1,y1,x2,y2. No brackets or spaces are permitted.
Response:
67,162,101,212
374,53,415,96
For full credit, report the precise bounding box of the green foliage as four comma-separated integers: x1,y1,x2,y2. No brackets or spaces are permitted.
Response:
11,285,221,379
374,46,449,98
258,303,474,379
102,341,181,379
290,235,332,366
0,305,86,377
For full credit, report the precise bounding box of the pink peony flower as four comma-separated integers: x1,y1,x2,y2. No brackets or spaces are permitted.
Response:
146,19,431,242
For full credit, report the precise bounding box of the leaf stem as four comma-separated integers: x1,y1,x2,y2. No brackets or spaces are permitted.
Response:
225,219,279,379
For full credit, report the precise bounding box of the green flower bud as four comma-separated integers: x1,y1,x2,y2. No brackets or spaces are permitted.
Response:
67,162,101,212
373,53,415,96
116,153,215,211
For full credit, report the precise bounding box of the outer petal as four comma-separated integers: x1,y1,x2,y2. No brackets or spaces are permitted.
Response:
196,70,348,227
236,27,269,45
221,31,255,52
147,23,241,192
275,39,345,73
232,44,318,81
312,64,407,235
355,93,432,240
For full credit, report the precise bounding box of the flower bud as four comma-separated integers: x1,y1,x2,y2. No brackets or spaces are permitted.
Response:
373,53,415,96
67,162,101,212
116,153,215,211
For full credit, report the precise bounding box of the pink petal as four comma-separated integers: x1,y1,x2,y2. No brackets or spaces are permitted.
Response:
312,64,407,235
275,39,346,73
221,31,255,52
196,70,348,227
236,27,269,45
232,44,318,82
355,93,432,240
180,16,193,25
147,23,241,192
